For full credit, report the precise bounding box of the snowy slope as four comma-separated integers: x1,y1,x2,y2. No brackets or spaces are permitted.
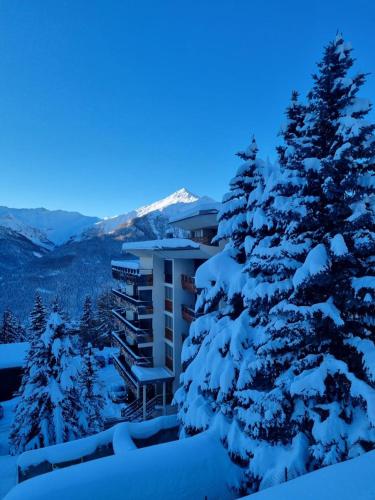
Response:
0,189,214,247
87,188,215,237
0,206,99,247
250,451,375,500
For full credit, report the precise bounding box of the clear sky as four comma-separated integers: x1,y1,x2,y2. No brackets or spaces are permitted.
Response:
0,0,374,217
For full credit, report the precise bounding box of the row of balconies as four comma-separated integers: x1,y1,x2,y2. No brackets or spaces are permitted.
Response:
112,266,153,286
112,263,198,295
112,308,153,344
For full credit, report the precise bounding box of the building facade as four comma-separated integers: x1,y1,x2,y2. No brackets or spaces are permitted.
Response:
110,205,220,420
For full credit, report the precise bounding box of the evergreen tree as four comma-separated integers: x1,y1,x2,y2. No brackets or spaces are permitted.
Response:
28,293,47,343
177,35,375,495
175,137,270,439
96,290,115,348
78,343,105,435
80,296,96,348
0,309,22,343
9,311,83,454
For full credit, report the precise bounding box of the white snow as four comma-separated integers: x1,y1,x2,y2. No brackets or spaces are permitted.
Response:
0,342,29,369
352,276,375,295
247,450,375,500
169,201,221,223
93,188,215,235
0,206,99,247
330,234,349,256
0,455,17,499
6,427,237,500
122,238,199,252
131,365,173,382
292,244,330,289
111,259,140,270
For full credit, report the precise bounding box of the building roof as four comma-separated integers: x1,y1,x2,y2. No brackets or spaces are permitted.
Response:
169,202,220,231
168,201,221,224
0,342,29,370
111,259,140,270
122,238,199,253
131,365,174,384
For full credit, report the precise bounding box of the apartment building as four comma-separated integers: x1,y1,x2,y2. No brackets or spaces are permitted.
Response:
110,203,220,420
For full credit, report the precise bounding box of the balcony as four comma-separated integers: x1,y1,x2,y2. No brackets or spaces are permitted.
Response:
112,332,152,368
112,289,153,315
112,309,153,344
165,327,173,342
112,266,153,286
181,274,197,294
164,299,173,313
113,355,138,393
181,304,200,324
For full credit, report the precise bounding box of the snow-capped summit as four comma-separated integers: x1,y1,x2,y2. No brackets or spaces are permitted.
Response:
89,188,215,236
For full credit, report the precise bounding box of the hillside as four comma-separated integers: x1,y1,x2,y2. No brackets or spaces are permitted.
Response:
0,189,215,320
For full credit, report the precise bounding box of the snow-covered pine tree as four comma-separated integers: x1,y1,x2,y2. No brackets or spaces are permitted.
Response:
177,35,374,496
78,343,105,435
28,293,47,343
0,309,22,343
175,138,269,448
9,310,83,454
96,290,115,348
79,296,97,348
234,34,375,492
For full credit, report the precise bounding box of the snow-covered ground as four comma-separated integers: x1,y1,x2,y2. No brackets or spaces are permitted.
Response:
0,398,19,498
5,425,236,500
250,450,375,500
0,455,17,499
0,355,124,498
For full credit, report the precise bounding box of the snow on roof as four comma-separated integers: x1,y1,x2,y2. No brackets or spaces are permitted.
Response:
169,201,221,223
6,430,237,500
17,415,178,472
122,238,200,252
247,449,375,500
111,259,140,270
0,342,29,369
131,365,174,383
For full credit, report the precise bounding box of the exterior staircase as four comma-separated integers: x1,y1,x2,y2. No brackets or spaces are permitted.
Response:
104,395,165,429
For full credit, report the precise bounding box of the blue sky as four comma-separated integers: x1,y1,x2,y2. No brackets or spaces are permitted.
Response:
0,0,374,217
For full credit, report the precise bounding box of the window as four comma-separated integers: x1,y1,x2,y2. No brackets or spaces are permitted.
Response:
165,287,172,300
165,343,173,371
165,314,173,331
164,286,173,312
164,260,173,284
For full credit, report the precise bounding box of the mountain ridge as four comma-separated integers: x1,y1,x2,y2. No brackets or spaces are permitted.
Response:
0,188,213,247
0,188,217,320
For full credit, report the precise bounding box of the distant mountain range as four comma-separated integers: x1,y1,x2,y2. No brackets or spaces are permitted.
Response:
0,189,216,320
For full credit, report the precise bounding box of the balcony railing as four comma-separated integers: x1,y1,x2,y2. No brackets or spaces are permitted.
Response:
165,327,173,342
112,332,152,368
112,267,153,286
164,299,173,313
113,355,138,392
112,289,153,315
181,274,197,294
112,309,153,343
181,304,200,324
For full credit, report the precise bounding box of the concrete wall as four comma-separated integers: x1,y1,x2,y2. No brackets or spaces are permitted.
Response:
171,258,196,393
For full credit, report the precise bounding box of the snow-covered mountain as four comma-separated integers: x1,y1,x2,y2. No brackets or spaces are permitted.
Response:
0,189,216,320
0,206,99,247
0,189,214,247
82,188,214,238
